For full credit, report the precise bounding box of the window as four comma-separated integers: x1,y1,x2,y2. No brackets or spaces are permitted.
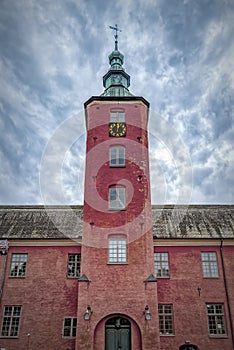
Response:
206,304,226,336
154,252,170,278
158,304,174,335
10,254,27,277
110,146,125,167
1,306,22,337
62,317,77,337
108,237,127,263
110,110,125,122
201,252,219,278
67,254,81,278
109,186,126,210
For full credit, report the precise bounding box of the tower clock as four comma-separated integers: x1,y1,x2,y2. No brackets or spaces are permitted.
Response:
109,122,126,137
76,24,160,350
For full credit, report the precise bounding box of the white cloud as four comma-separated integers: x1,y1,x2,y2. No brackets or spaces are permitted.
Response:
0,0,233,205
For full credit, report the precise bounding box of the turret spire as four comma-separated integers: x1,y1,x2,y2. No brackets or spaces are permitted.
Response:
101,25,133,97
109,24,122,51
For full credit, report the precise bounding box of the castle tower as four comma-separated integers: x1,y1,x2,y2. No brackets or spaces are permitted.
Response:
76,26,160,350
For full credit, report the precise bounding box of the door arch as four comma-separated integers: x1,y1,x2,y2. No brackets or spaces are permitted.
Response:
105,316,131,350
179,344,198,350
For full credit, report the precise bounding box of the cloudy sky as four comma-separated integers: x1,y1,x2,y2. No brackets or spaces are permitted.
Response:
0,0,233,206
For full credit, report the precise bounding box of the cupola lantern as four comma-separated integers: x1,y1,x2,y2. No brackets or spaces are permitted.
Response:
102,24,132,97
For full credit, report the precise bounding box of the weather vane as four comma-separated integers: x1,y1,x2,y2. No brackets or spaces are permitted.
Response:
109,24,122,51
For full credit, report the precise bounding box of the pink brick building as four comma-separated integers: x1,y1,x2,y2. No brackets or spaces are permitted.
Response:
0,206,234,350
0,36,234,350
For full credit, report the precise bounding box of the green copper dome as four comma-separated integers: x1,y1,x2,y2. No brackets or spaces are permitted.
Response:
101,26,133,97
108,50,124,68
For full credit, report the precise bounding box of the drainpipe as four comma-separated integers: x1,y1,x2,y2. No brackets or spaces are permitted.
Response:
220,239,234,348
0,240,9,306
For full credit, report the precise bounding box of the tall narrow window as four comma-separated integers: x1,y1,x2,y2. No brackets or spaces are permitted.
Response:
110,146,125,167
109,186,126,210
154,252,170,278
67,254,81,278
10,254,27,277
206,304,226,336
1,306,22,337
108,237,127,263
110,110,125,122
158,304,174,335
62,317,77,337
201,252,219,278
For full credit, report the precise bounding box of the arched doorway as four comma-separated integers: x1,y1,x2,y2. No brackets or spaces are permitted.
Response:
105,316,131,350
179,344,198,350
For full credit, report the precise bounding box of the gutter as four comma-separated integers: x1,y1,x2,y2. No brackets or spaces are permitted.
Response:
220,239,234,348
0,240,8,305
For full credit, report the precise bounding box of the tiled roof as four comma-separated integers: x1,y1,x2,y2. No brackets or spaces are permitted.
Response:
0,205,233,240
0,206,83,239
152,205,234,239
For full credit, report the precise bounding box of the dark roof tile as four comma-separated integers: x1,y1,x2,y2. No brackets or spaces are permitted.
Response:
0,205,233,240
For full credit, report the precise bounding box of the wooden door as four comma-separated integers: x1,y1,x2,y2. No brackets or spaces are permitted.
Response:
105,317,131,350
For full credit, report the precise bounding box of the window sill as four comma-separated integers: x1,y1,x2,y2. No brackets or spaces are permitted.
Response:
110,165,126,168
0,336,19,338
108,208,126,211
157,276,170,279
209,335,228,338
160,334,175,337
62,336,76,339
108,262,128,265
9,276,26,279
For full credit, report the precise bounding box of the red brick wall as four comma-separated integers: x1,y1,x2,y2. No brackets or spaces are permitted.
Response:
0,244,80,350
83,100,151,230
76,99,160,350
155,244,234,350
0,240,233,350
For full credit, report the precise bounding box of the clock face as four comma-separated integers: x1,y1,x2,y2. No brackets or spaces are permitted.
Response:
109,123,126,137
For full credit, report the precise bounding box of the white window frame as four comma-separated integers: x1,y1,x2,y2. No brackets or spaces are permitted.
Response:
10,254,27,278
109,186,126,210
201,252,219,278
67,254,81,278
110,146,125,167
158,304,174,335
110,111,125,122
62,317,77,338
154,252,170,278
1,306,22,337
206,304,227,336
108,237,127,264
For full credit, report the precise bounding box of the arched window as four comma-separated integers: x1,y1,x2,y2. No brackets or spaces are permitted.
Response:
109,185,126,210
